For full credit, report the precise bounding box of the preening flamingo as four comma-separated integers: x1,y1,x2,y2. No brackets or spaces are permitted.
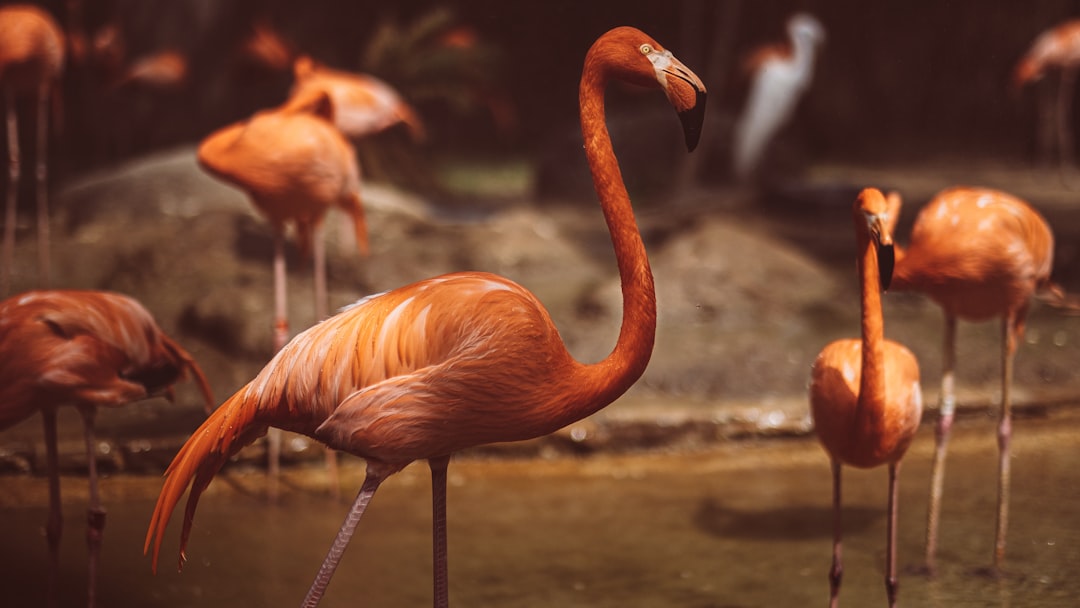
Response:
284,55,426,143
145,26,705,607
889,186,1056,575
197,93,368,499
1013,19,1080,167
0,4,64,294
0,289,213,608
810,188,923,608
732,12,823,180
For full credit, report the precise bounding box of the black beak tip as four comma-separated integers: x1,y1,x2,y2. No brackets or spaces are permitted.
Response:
878,243,895,292
678,90,707,152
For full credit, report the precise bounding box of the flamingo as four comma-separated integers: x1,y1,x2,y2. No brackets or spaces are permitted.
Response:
0,4,64,294
197,93,369,499
732,12,824,180
282,55,426,143
1013,19,1080,168
889,187,1057,575
145,26,705,607
810,188,923,608
0,289,213,608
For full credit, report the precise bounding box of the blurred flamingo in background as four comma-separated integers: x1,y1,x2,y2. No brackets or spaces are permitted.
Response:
145,25,705,608
732,12,824,180
889,186,1060,575
283,55,426,143
0,4,64,295
810,188,922,608
197,93,369,500
0,289,213,608
1013,19,1080,169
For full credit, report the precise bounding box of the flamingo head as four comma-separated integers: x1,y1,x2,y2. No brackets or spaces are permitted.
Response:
593,27,707,151
855,188,895,291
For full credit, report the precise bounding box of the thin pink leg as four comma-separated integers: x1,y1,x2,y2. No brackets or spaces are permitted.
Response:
42,407,61,608
430,456,450,608
993,315,1018,575
268,232,288,501
35,86,50,287
925,314,957,575
3,91,19,295
829,459,842,608
301,465,388,607
886,462,901,608
80,407,105,608
312,223,340,500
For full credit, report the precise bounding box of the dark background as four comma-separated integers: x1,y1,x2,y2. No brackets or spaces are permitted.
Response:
15,0,1080,180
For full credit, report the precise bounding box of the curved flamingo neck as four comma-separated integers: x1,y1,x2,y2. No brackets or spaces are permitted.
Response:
856,226,886,409
574,52,657,407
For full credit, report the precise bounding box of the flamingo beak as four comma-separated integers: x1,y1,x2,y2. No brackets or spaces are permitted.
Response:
652,51,707,152
877,242,895,292
869,214,894,291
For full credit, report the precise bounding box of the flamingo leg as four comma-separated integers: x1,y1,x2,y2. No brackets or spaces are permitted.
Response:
35,84,50,287
3,90,19,295
925,314,957,575
267,231,288,502
828,459,842,608
79,407,105,608
42,406,61,608
993,314,1019,575
430,456,450,608
886,462,901,608
312,222,341,501
301,465,388,608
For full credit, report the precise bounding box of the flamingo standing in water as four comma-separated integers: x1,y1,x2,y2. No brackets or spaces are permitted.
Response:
732,12,824,180
810,188,923,608
1013,19,1080,168
197,93,369,499
0,4,64,294
0,289,213,608
145,26,705,607
889,186,1057,575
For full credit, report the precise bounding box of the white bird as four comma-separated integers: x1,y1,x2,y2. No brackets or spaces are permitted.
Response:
732,13,824,180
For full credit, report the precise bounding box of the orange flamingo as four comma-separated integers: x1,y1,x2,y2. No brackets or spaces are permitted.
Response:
889,186,1056,575
1013,19,1080,167
197,93,369,499
145,26,705,607
810,188,923,608
0,289,213,608
0,4,64,294
283,55,427,143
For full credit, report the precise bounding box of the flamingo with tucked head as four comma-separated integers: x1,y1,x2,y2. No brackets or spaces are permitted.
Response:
0,289,213,608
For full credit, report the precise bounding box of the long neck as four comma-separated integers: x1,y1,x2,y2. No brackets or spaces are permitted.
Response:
857,231,886,409
573,59,657,408
887,242,914,291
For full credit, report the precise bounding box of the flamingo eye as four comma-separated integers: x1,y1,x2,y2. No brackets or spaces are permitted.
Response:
639,44,652,55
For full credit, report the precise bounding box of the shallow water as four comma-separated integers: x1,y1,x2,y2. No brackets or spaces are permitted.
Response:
2,407,1078,607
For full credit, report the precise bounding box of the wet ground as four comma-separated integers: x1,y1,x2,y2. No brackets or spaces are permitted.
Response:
2,404,1078,607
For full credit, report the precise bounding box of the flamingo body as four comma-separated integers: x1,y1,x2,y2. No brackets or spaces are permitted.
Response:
198,103,368,256
148,26,706,607
285,56,426,142
893,187,1053,321
811,339,922,470
1013,20,1080,88
0,289,212,608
